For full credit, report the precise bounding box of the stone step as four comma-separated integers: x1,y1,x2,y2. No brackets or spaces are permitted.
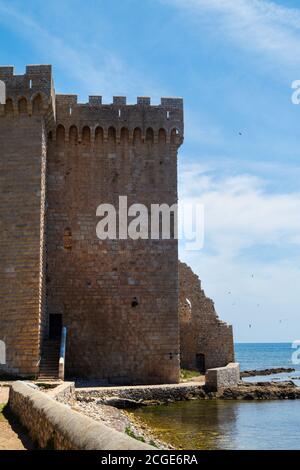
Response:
40,356,59,360
38,376,59,380
39,338,60,380
39,365,59,369
40,362,58,365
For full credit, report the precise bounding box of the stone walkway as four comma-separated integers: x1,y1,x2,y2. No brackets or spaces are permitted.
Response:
0,386,33,450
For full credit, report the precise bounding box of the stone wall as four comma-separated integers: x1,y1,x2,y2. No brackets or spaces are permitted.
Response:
47,381,75,404
0,66,54,376
9,381,152,450
205,363,240,392
46,95,183,384
179,262,234,371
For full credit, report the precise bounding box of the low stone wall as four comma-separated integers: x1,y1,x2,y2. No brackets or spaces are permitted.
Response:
76,382,206,404
205,363,240,392
47,381,75,404
9,381,152,450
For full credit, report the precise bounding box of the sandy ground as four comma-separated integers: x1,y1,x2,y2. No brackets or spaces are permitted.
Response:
0,385,33,450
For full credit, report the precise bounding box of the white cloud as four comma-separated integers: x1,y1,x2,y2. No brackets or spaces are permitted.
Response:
180,161,300,256
164,0,300,68
179,161,300,341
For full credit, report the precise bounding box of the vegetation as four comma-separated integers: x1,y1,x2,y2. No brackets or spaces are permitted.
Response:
180,369,201,380
125,426,145,443
0,403,7,422
149,439,159,448
0,403,6,413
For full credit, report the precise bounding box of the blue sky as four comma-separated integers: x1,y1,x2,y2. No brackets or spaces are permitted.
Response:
1,0,300,342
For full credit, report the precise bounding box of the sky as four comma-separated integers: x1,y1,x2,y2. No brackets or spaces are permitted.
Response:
0,0,300,342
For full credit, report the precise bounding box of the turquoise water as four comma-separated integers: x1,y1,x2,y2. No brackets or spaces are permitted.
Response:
235,343,299,371
235,343,300,385
132,343,300,449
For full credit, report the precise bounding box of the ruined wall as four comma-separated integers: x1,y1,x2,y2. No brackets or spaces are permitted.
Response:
46,95,183,384
0,66,54,376
179,262,234,371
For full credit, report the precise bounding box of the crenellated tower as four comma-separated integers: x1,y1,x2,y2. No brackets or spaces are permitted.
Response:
0,65,55,376
0,65,184,384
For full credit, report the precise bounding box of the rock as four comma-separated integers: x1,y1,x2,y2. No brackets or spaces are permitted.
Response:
217,380,300,400
241,367,295,378
102,397,146,409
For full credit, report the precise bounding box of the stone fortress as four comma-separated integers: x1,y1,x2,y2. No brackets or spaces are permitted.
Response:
0,65,234,385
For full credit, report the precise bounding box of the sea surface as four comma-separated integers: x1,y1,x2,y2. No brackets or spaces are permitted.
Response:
235,342,300,386
132,343,300,450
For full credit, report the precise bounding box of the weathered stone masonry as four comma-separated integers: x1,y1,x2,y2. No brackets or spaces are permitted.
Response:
0,65,183,384
0,66,54,376
0,64,234,384
46,94,183,384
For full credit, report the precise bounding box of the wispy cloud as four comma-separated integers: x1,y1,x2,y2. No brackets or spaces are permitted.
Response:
163,0,300,69
179,160,300,341
0,1,163,101
180,161,300,257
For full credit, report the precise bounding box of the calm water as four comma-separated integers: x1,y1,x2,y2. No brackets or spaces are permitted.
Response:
133,399,300,450
235,343,300,385
132,343,300,450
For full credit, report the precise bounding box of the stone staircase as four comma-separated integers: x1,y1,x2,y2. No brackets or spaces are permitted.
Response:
38,339,60,380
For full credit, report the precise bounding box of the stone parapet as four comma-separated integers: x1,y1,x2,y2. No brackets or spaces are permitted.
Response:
205,363,240,392
9,381,152,450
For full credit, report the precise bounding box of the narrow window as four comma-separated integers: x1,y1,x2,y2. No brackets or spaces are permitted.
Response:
63,228,72,250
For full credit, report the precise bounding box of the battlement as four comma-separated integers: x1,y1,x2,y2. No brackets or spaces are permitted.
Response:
55,94,183,110
0,65,55,123
0,65,53,93
54,94,184,144
0,64,184,143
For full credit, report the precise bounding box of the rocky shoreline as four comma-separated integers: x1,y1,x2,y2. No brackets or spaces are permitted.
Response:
72,376,300,449
72,399,170,449
241,367,295,378
73,381,300,450
76,380,300,407
217,380,300,400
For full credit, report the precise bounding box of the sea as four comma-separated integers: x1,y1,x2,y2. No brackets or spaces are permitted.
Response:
236,342,300,386
132,343,300,450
